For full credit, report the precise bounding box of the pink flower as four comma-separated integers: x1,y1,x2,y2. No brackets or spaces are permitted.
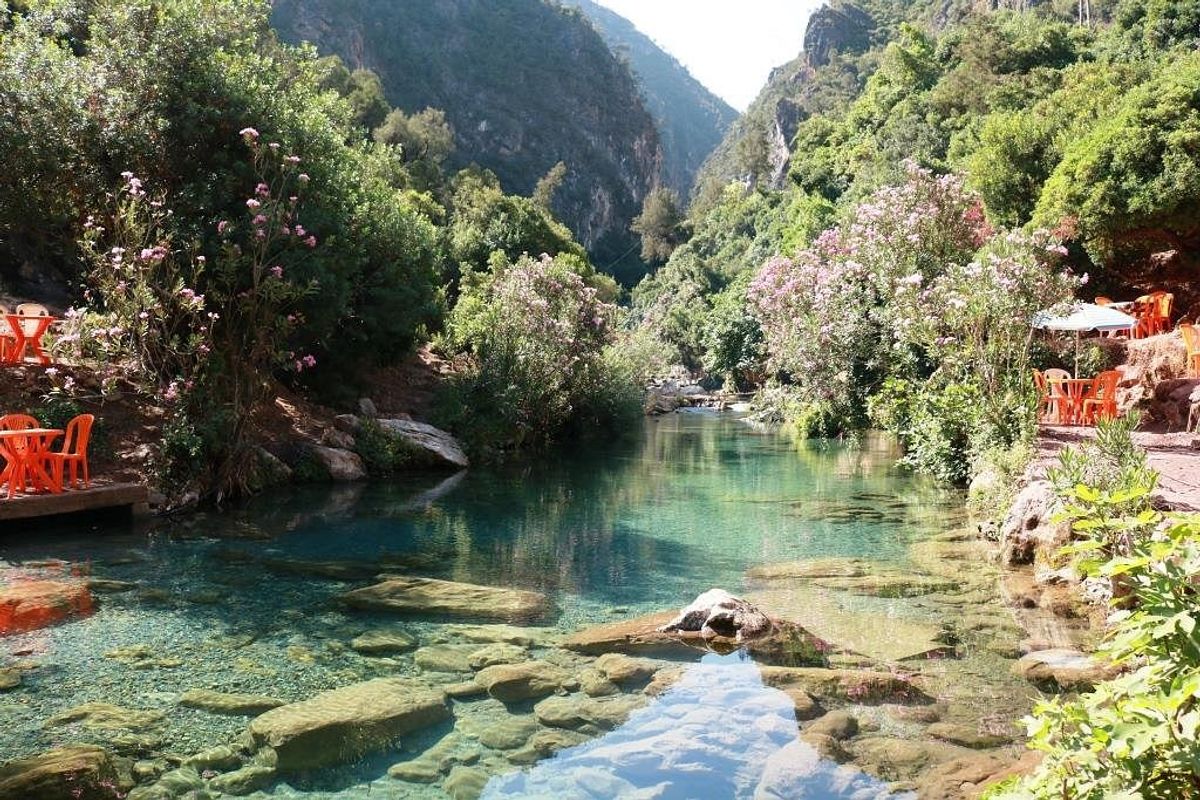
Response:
239,127,259,139
270,265,284,279
285,155,301,165
269,142,280,151
246,198,261,210
301,354,317,369
217,220,230,234
256,182,270,198
252,214,268,225
304,235,317,248
297,173,310,184
293,225,306,237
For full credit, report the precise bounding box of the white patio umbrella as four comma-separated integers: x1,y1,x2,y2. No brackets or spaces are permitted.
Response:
1032,303,1137,374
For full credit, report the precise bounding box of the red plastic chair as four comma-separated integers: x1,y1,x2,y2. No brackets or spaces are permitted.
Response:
0,414,39,498
44,414,94,490
1032,369,1053,422
1081,370,1122,425
1182,323,1200,378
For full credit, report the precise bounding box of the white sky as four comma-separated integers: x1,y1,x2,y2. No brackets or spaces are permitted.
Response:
593,0,823,110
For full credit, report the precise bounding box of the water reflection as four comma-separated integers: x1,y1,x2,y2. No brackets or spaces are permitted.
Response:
485,653,904,800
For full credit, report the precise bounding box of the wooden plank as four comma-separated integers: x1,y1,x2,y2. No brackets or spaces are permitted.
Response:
0,483,148,522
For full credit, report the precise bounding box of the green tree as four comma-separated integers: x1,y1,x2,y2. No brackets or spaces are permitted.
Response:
631,187,685,264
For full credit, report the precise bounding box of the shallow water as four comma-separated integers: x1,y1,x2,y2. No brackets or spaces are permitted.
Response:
0,413,1028,798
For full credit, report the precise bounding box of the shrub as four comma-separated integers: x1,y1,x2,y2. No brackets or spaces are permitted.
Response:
354,420,418,476
436,254,633,457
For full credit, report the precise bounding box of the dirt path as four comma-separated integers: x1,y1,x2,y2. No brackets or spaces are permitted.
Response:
1033,426,1200,512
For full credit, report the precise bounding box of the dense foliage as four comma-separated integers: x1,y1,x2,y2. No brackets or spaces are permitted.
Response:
996,422,1200,798
435,254,636,458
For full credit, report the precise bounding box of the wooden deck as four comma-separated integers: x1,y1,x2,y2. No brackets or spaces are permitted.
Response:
0,483,149,522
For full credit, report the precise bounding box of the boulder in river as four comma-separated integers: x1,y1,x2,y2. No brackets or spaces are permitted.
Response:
759,666,931,704
0,745,123,800
247,678,449,771
340,576,553,623
377,418,469,469
533,693,646,735
307,445,367,482
0,580,94,635
659,589,772,640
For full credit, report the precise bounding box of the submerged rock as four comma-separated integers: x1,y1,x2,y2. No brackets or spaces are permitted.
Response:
1012,648,1116,691
0,667,20,691
377,418,470,469
414,644,479,674
926,722,1012,749
759,667,930,704
478,716,541,750
594,653,659,686
0,745,122,800
745,558,871,580
44,702,164,732
474,661,574,702
247,678,449,771
208,764,275,796
179,689,285,716
850,736,972,782
468,643,528,669
0,580,94,635
341,577,553,623
811,574,959,598
533,693,645,736
351,629,418,656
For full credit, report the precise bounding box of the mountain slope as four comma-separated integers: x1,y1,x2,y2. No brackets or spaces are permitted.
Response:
271,0,662,271
565,0,738,200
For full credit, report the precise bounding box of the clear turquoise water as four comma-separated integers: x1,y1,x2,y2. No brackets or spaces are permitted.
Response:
0,412,990,799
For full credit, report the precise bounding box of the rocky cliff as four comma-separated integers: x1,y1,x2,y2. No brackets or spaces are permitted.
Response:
565,0,738,200
271,0,662,267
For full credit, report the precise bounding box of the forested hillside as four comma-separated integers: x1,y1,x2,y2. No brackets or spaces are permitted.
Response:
565,0,738,200
635,0,1200,482
271,0,663,283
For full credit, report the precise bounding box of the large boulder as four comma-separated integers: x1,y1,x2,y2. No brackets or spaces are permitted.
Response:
377,419,469,469
562,609,828,666
998,480,1068,565
0,746,122,800
341,576,553,623
307,446,367,482
659,589,772,640
247,678,449,771
0,580,94,635
533,694,646,735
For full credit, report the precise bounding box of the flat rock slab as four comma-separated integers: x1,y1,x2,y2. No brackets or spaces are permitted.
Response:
341,576,553,623
248,678,449,771
559,611,828,666
179,689,285,716
378,419,470,469
0,580,94,635
0,745,121,800
759,667,931,704
1012,648,1116,691
474,661,574,702
746,585,949,664
745,558,871,580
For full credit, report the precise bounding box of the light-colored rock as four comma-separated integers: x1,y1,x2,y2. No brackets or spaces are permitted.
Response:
183,744,241,772
351,629,418,656
0,666,21,690
926,722,1012,749
850,736,972,782
474,661,573,702
0,746,121,800
377,418,469,468
414,644,478,674
1012,648,1116,691
999,480,1069,565
578,669,620,697
659,588,772,640
444,624,557,648
478,715,541,750
444,765,489,800
179,689,285,716
321,427,356,451
468,643,528,670
247,678,449,771
44,702,164,731
307,446,367,482
208,764,275,796
358,398,379,418
506,729,592,765
745,558,870,580
341,577,553,623
533,694,645,735
594,652,659,685
0,580,94,634
759,667,930,704
805,710,858,740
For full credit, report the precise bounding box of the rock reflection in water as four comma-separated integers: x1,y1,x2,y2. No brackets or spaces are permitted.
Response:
484,652,904,800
